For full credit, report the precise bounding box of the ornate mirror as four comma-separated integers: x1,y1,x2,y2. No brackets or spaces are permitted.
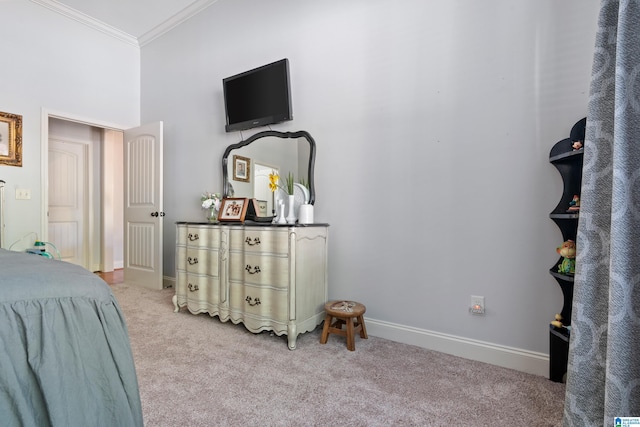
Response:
222,130,316,216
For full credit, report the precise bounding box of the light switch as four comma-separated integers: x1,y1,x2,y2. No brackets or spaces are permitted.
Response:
16,189,31,200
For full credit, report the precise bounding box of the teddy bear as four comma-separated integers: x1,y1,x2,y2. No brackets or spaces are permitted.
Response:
557,239,576,274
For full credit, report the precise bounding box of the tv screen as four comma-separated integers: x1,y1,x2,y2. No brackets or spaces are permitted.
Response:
223,58,293,132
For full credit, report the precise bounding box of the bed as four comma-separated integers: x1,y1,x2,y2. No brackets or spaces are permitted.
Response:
0,248,143,426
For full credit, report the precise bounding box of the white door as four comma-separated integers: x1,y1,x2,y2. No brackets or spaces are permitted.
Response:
123,122,164,290
254,163,278,216
48,139,87,267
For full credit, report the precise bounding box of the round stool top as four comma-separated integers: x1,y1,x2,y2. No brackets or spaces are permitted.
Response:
324,300,366,317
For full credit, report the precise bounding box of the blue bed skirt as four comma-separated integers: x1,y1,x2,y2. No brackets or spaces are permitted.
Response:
0,249,143,426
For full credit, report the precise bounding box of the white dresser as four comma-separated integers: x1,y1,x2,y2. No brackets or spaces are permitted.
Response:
173,222,329,349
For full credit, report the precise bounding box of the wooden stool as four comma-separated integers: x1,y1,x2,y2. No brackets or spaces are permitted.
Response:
320,301,368,351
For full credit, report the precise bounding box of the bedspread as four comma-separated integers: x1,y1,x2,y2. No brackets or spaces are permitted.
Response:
0,249,143,427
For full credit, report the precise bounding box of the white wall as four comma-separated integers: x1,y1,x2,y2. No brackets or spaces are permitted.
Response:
2,0,601,375
0,1,139,249
141,0,600,373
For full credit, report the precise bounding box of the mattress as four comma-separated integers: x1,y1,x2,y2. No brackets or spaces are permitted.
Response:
0,249,143,426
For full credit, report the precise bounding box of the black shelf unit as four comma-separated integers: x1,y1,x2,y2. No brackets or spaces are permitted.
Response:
548,134,583,383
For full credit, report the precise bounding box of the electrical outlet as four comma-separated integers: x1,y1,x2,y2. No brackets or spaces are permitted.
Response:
470,295,485,315
15,189,31,200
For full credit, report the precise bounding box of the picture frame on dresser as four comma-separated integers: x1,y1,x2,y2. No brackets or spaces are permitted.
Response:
219,197,249,222
251,198,268,215
232,154,250,182
245,198,273,222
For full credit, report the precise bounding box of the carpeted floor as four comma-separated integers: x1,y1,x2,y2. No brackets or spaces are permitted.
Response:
110,282,565,427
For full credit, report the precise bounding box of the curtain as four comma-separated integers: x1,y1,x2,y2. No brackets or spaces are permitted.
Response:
563,1,640,425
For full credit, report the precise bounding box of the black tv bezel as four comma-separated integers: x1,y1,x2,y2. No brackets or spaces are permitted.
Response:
223,58,293,133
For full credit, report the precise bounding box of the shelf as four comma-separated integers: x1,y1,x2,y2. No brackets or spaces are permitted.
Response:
549,270,575,282
549,213,579,220
549,324,570,341
548,119,584,383
550,148,584,163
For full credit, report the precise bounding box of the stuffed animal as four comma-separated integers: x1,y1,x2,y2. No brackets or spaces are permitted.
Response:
567,194,580,212
570,117,586,150
557,240,576,274
550,313,564,329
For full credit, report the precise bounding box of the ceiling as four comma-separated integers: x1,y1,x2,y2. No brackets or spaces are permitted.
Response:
34,0,217,45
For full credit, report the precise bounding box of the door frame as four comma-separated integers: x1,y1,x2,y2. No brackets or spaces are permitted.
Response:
40,108,132,270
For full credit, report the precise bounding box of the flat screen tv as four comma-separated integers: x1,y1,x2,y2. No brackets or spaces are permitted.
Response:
223,58,293,132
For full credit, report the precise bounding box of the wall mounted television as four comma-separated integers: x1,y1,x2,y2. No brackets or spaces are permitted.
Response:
223,58,293,132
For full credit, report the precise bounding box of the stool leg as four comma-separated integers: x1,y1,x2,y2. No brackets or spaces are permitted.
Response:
357,315,368,339
346,317,355,351
320,314,332,344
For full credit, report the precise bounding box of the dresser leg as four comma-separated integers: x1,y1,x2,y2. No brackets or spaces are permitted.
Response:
172,294,180,313
287,324,298,350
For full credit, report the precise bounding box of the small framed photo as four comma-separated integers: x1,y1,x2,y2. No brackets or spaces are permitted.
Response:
218,198,249,222
233,155,250,182
0,111,23,167
254,199,268,217
245,198,271,221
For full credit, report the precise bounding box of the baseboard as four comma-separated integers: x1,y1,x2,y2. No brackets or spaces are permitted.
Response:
365,318,549,378
152,280,548,377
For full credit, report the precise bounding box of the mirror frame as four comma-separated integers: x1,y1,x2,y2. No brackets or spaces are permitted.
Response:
222,130,316,205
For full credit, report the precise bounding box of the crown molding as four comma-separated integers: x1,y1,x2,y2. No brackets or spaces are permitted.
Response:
30,0,139,47
30,0,219,48
139,0,219,47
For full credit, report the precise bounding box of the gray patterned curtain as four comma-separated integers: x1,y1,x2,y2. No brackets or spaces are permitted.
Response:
563,1,640,425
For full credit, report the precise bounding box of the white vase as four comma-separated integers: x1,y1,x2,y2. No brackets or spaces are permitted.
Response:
298,204,314,224
286,195,296,224
277,200,287,224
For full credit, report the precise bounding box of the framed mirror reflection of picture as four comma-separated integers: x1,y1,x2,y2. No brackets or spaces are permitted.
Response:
233,155,250,182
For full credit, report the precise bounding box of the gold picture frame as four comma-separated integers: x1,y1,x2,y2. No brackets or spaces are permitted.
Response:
233,155,250,182
0,111,23,167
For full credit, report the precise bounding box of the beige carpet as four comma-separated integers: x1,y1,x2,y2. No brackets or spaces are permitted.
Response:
111,283,565,427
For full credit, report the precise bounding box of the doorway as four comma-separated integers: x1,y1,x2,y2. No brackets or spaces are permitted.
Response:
46,116,124,272
254,162,278,216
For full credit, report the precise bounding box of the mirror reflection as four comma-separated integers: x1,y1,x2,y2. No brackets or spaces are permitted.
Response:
222,130,316,216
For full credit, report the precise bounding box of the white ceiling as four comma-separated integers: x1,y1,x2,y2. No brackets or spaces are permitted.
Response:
32,0,217,45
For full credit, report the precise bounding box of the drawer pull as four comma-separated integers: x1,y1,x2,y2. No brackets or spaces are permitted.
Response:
245,264,261,274
245,296,261,306
245,237,261,246
188,257,199,265
188,233,200,241
188,283,199,292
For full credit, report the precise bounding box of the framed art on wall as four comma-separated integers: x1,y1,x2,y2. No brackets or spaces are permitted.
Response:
218,198,248,222
233,155,250,182
0,111,23,167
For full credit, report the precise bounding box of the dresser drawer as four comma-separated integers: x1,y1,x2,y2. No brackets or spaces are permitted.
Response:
177,225,220,249
177,247,219,277
229,229,288,255
228,253,289,289
229,282,288,322
177,271,219,302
